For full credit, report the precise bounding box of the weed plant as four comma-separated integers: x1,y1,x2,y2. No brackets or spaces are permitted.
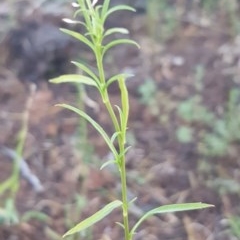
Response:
138,77,159,116
0,85,47,225
50,0,212,239
0,86,34,225
177,65,240,157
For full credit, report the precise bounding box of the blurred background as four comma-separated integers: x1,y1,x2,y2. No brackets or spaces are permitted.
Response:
1,0,240,239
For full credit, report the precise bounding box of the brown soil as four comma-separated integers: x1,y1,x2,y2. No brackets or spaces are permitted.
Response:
0,2,240,240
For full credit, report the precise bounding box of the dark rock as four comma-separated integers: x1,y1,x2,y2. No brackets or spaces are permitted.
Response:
5,15,76,83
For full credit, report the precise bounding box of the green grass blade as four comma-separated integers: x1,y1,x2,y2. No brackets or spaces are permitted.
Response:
130,203,214,235
60,28,94,51
49,74,98,87
56,104,118,157
63,200,122,238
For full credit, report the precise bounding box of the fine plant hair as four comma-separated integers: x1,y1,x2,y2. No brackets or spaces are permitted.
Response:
50,0,213,239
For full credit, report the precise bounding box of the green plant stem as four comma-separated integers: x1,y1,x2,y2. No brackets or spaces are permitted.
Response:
119,154,130,240
100,79,130,239
104,95,130,239
104,97,120,133
12,84,35,195
78,2,131,238
95,48,105,84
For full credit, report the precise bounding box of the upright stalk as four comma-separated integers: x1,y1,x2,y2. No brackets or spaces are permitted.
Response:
103,96,130,239
51,2,213,239
119,153,130,240
96,50,130,238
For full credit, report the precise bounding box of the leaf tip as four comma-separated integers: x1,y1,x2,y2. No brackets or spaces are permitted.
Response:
54,103,64,108
62,233,67,238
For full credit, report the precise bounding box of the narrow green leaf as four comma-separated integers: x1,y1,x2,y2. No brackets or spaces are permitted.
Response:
130,203,214,235
73,8,85,18
63,200,122,238
101,0,110,19
103,39,140,56
118,146,132,160
111,131,121,144
60,28,94,51
107,73,134,87
104,28,129,37
118,77,129,138
128,197,137,205
49,74,97,87
115,105,124,132
103,5,136,23
116,222,125,229
100,160,116,170
56,104,118,157
71,61,99,83
95,5,103,22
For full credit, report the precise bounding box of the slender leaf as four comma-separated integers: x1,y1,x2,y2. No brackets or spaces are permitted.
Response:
118,77,129,137
49,74,98,87
101,0,111,19
56,104,118,157
115,105,124,132
73,8,85,18
60,28,94,51
119,146,132,159
63,200,122,238
100,160,116,170
107,73,134,87
95,5,103,20
128,197,137,205
104,28,129,37
103,39,140,56
111,131,121,144
71,61,99,83
103,5,136,23
116,222,125,229
130,203,214,235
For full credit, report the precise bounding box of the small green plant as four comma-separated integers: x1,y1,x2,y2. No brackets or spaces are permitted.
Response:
176,126,194,144
138,77,159,116
0,85,46,225
0,85,33,225
199,88,240,157
50,1,213,239
177,64,214,125
177,64,240,157
229,215,240,238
